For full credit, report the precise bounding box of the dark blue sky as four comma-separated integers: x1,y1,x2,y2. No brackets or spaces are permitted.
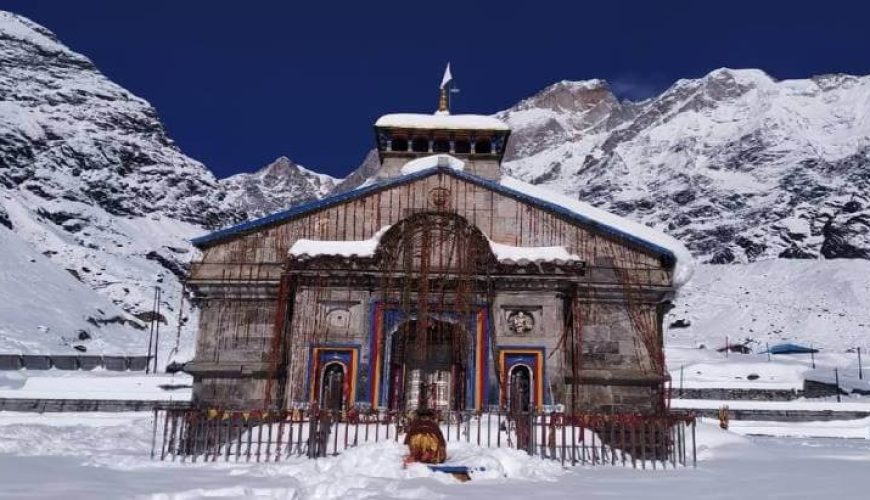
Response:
4,1,870,179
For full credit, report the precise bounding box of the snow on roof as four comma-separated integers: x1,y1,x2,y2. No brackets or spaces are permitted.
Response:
497,176,695,287
289,226,391,258
375,113,510,131
288,224,580,265
400,154,464,175
488,240,581,264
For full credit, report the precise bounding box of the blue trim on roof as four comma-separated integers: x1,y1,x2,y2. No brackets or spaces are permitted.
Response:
191,169,437,247
191,166,677,264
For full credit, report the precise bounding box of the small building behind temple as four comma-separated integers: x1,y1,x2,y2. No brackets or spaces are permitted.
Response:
184,76,693,415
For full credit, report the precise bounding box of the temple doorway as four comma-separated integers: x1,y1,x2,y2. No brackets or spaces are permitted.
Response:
508,365,532,413
388,318,468,411
320,363,345,411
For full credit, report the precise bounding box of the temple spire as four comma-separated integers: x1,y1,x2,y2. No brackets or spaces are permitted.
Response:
437,63,452,115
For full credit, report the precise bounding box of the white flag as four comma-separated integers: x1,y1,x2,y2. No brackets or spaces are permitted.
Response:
440,63,453,89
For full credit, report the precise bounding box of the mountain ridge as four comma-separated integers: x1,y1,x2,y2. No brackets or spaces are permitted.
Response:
2,8,870,357
0,11,333,359
496,67,870,264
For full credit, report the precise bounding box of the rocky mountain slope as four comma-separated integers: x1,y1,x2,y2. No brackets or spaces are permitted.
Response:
497,70,870,264
221,156,336,219
0,11,335,357
3,8,870,357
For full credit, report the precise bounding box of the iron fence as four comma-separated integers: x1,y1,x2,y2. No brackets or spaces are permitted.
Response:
151,407,696,469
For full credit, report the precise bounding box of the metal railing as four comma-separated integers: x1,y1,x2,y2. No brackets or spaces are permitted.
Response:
152,407,696,469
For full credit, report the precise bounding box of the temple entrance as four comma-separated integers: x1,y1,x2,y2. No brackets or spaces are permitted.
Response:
388,318,468,411
508,365,532,413
320,363,345,411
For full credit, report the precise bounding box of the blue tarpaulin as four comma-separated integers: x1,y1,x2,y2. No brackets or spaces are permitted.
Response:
767,343,818,355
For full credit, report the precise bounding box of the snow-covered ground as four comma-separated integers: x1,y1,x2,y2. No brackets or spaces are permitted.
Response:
669,260,870,353
0,412,868,499
726,417,870,439
666,343,867,392
0,225,141,355
672,399,870,413
0,371,191,401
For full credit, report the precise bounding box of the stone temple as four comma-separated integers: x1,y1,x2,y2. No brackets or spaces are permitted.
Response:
183,75,692,415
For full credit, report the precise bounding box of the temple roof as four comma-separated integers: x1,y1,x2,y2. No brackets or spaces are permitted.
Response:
191,166,694,286
374,113,509,131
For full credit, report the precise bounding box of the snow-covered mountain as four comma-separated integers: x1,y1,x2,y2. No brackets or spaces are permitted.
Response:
0,12,234,228
0,12,335,358
3,8,870,358
492,71,870,350
497,70,870,264
221,156,337,219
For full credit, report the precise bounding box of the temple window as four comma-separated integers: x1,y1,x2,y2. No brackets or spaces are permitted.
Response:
391,137,409,152
454,139,471,154
475,138,492,155
432,138,450,153
411,137,429,153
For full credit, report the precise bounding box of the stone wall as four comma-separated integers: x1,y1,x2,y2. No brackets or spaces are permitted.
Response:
192,376,275,409
675,388,802,401
285,288,370,405
0,354,151,371
0,398,190,412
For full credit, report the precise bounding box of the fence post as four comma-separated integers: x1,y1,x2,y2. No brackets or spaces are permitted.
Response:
150,408,159,460
246,416,254,462
353,411,360,447
223,414,232,461
345,410,351,451
620,421,627,467
334,410,341,455
835,368,841,402
639,422,646,469
679,421,686,466
296,413,305,456
679,365,684,397
477,411,482,447
274,417,284,461
189,415,199,463
256,416,264,462
234,415,243,462
591,423,597,465
570,416,577,466
691,419,697,468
